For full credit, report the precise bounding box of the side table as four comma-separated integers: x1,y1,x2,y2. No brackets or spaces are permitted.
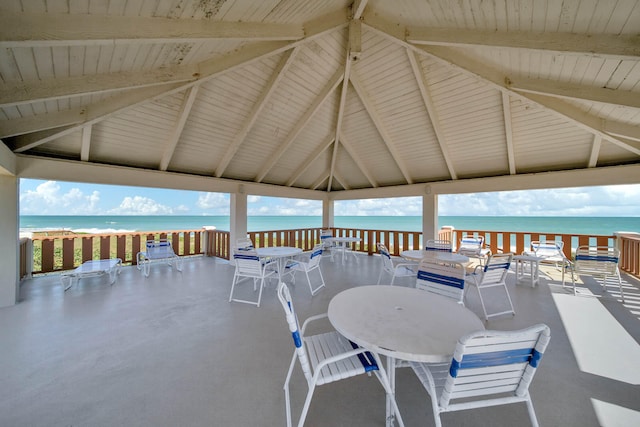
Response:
513,254,543,287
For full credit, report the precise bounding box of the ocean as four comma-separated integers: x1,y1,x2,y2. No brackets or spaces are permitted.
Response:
19,215,640,236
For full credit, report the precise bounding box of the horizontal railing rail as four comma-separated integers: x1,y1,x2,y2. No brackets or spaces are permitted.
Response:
20,226,637,279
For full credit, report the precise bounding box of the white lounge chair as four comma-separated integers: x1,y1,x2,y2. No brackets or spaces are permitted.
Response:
528,240,572,285
457,236,491,266
136,239,183,277
425,239,453,252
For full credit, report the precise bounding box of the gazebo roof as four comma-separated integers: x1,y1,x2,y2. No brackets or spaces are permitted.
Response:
1,0,639,198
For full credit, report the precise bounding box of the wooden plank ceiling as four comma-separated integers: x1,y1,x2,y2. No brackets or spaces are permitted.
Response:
0,0,638,194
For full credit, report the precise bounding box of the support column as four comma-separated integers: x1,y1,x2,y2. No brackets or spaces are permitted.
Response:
422,192,438,243
230,191,248,247
322,199,334,229
0,175,19,307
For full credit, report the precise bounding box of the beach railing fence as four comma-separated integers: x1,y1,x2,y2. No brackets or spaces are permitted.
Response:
20,227,637,280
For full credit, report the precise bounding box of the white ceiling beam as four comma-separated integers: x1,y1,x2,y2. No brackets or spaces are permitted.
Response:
348,19,362,61
256,68,344,182
286,136,334,187
339,132,377,187
0,109,84,138
80,125,91,162
502,92,516,175
160,86,200,171
414,45,640,155
406,49,455,180
0,66,198,108
589,135,602,168
311,172,330,190
508,78,640,109
350,71,414,183
0,140,17,176
406,27,640,59
16,154,325,200
351,0,368,20
604,121,640,143
0,10,304,47
11,83,186,152
363,15,640,154
215,49,297,177
328,45,355,191
332,172,348,190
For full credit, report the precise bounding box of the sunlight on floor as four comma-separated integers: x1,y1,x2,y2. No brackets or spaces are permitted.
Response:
552,293,640,385
592,399,640,427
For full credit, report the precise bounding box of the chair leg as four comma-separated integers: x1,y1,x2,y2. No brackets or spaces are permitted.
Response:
617,273,625,303
377,268,384,285
298,385,317,427
502,283,516,315
525,395,540,427
229,273,239,303
474,285,490,321
283,352,297,427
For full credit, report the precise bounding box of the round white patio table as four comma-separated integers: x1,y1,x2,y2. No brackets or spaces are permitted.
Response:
327,236,361,265
328,285,483,427
255,246,302,281
400,249,469,264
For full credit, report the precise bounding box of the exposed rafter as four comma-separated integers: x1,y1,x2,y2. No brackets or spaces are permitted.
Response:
215,49,296,177
604,121,640,143
501,93,516,175
351,0,369,20
589,135,602,168
0,10,304,47
80,125,91,162
508,78,640,109
339,132,377,187
350,71,414,183
406,49,455,180
160,86,200,171
0,109,84,139
255,68,344,182
406,27,640,59
286,136,334,187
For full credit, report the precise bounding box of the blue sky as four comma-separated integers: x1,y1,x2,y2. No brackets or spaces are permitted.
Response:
18,179,640,216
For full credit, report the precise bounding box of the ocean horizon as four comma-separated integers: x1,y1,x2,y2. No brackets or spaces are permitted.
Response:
19,215,640,236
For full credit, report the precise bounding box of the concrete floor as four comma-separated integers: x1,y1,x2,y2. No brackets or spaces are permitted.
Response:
1,254,639,427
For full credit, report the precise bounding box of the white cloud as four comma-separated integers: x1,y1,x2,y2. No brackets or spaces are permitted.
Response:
109,196,175,215
196,192,229,214
336,197,422,216
20,181,101,214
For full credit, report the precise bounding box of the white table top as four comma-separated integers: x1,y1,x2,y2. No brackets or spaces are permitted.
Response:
255,246,302,258
328,285,484,363
400,250,469,264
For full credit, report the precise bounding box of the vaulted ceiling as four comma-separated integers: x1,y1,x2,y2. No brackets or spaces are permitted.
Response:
1,0,639,197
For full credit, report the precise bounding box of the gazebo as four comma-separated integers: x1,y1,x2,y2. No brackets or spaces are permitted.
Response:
1,0,639,307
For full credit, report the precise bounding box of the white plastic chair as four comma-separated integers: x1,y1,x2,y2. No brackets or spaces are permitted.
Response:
572,246,624,301
284,244,325,296
409,324,550,427
425,239,453,252
136,239,183,277
376,242,417,285
236,237,254,249
529,240,572,285
415,258,467,305
277,282,404,427
229,247,277,307
466,253,515,321
457,236,491,266
319,229,335,261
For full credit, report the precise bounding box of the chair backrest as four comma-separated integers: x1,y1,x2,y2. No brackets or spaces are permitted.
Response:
377,243,394,272
416,259,466,304
477,253,513,285
575,246,620,276
425,239,452,252
233,247,263,276
236,237,254,250
320,229,333,247
277,282,313,383
531,240,564,260
308,243,324,267
440,324,550,408
146,239,176,258
457,236,484,255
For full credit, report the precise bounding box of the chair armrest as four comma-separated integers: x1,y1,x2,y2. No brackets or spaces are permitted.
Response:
300,313,329,334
